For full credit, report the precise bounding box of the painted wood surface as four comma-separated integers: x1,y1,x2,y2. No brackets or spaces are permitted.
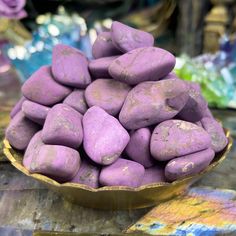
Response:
0,68,21,162
0,164,148,234
126,187,236,235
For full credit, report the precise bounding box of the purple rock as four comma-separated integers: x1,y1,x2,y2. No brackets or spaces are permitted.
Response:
85,79,131,116
83,106,130,165
178,82,208,122
10,96,26,118
201,117,228,152
22,100,50,125
161,72,179,80
150,120,212,161
42,104,83,149
195,121,203,127
52,44,91,88
5,111,39,150
70,159,100,188
92,31,121,59
141,166,166,185
89,56,119,78
22,66,71,106
29,144,81,182
23,131,44,170
125,127,155,168
165,148,215,181
111,21,154,53
119,79,189,129
63,89,88,114
99,158,145,187
203,107,214,118
109,47,176,85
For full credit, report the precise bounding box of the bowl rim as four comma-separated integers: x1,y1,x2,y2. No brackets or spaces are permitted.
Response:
3,129,232,192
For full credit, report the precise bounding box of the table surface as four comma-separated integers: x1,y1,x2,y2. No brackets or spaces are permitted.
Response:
0,70,236,234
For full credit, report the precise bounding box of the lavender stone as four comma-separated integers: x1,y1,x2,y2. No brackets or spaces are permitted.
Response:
89,56,119,78
119,79,189,129
178,82,208,122
92,32,121,59
23,131,44,170
52,44,91,88
201,117,228,152
85,79,131,116
70,159,100,188
83,106,130,165
125,127,155,168
22,100,50,125
5,111,39,150
109,47,176,85
111,21,154,53
150,120,212,161
10,96,26,118
22,66,71,106
161,72,179,80
165,148,215,181
99,158,145,187
42,104,83,149
63,89,88,114
29,144,81,182
141,166,166,185
203,107,214,118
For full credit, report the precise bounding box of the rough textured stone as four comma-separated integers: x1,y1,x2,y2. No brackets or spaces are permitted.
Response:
99,158,145,187
22,66,71,106
83,106,130,165
85,79,131,116
111,21,154,53
119,79,189,129
150,120,211,161
109,47,175,85
52,44,91,88
92,31,121,59
5,111,39,150
42,104,83,149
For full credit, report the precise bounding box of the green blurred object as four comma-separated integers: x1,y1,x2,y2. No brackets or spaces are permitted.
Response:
174,56,230,108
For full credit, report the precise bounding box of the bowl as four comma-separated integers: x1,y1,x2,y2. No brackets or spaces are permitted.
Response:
3,129,232,210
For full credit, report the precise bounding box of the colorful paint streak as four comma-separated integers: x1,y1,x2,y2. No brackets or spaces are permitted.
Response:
126,187,236,235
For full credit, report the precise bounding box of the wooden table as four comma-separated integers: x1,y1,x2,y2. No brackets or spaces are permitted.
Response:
0,69,236,235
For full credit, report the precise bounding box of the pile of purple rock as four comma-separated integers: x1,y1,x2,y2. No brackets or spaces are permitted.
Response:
6,22,228,188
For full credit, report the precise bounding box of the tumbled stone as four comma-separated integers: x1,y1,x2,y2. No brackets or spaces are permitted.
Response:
52,44,91,88
111,21,154,52
83,106,130,165
150,120,211,161
22,66,71,106
85,79,131,116
109,47,175,85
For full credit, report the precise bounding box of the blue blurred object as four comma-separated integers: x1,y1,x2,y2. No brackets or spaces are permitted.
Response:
3,7,92,82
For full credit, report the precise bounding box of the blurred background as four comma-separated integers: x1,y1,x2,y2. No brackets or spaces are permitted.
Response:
1,0,236,123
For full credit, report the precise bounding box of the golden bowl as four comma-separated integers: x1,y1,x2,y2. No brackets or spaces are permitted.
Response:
3,129,232,210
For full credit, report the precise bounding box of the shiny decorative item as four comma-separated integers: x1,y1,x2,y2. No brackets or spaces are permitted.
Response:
4,6,92,82
122,0,176,38
0,18,31,45
203,0,234,53
3,130,232,210
126,186,236,235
